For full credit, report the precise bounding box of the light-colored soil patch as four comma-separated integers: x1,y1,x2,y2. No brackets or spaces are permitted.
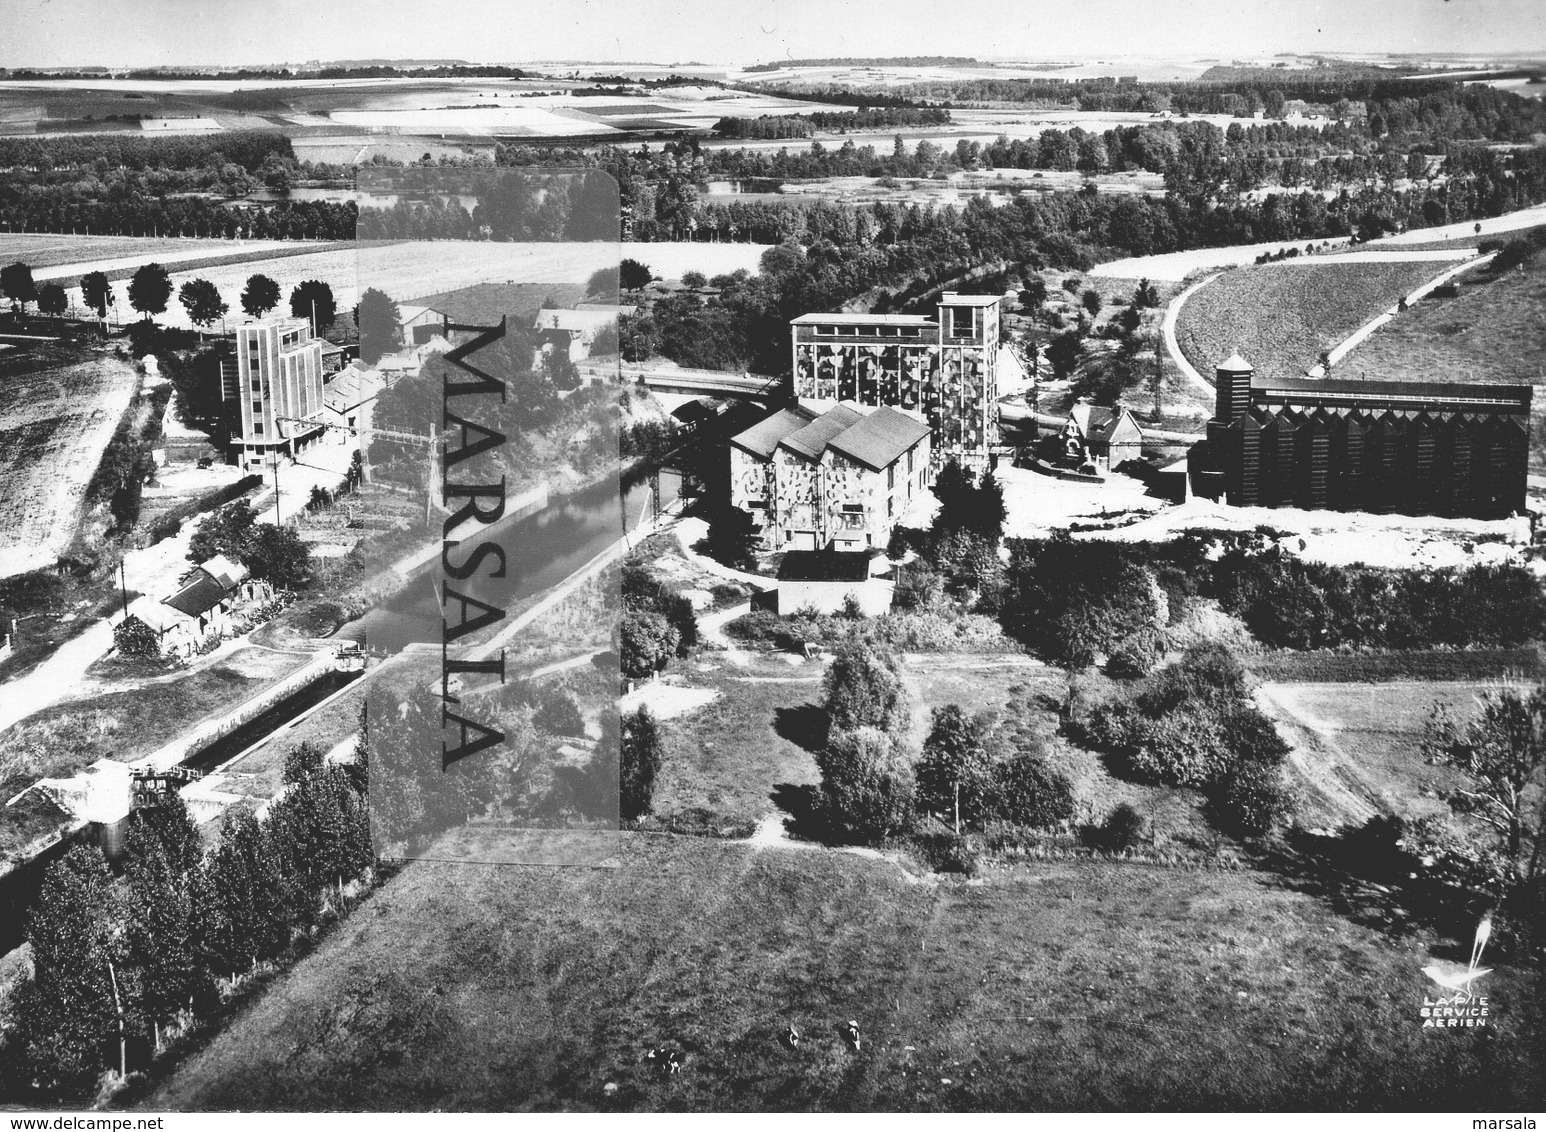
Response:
0,353,138,577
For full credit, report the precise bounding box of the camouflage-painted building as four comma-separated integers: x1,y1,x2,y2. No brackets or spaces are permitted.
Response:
790,293,1000,465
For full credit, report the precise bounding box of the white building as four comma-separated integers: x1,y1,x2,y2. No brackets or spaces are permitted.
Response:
228,317,326,468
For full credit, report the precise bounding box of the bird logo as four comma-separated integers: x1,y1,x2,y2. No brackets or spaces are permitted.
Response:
1421,915,1493,998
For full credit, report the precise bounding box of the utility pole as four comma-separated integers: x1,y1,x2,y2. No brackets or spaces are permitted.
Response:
107,959,126,1080
272,456,282,525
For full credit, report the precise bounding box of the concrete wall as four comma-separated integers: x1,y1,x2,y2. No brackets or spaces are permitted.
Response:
777,578,891,617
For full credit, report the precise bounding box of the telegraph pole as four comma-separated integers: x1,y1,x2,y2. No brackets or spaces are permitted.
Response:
272,456,282,525
119,560,129,618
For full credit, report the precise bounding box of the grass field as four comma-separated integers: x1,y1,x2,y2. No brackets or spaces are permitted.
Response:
0,648,308,860
0,348,138,578
137,832,1544,1112
1173,259,1462,383
1254,680,1498,830
1333,251,1546,388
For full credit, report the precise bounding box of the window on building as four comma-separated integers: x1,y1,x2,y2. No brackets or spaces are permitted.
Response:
254,423,264,435
888,464,895,490
950,307,975,338
252,400,262,415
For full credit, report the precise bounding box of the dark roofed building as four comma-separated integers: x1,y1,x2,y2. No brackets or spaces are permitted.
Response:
1198,354,1532,518
776,550,889,616
729,403,933,552
1063,399,1145,471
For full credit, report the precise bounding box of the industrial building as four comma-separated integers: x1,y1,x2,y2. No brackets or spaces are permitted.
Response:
225,316,326,469
790,293,1001,465
1197,354,1532,518
730,403,932,551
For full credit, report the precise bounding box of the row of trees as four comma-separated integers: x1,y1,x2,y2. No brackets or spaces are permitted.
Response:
4,753,371,1098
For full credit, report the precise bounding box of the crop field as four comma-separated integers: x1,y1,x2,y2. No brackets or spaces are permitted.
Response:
1172,259,1463,383
0,351,137,578
139,832,1543,1111
1332,251,1546,388
1253,680,1499,830
115,240,772,330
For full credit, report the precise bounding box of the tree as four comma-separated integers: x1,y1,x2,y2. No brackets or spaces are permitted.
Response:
178,278,227,337
80,271,112,322
990,746,1076,829
203,807,288,976
816,725,915,843
1,260,36,312
356,286,401,364
1018,276,1048,310
1132,278,1160,309
822,643,910,738
124,797,214,1049
620,705,663,820
1424,682,1546,883
619,257,654,291
289,280,336,333
240,273,281,318
10,846,124,1093
127,262,173,322
682,270,707,289
188,499,256,563
1081,289,1103,318
1046,329,1085,381
113,614,160,658
542,347,580,391
620,609,679,680
915,704,994,833
702,505,760,572
241,524,314,590
37,283,67,318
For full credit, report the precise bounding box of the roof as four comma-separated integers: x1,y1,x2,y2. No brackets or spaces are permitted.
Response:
729,406,818,459
163,572,229,619
790,313,934,327
1253,375,1532,411
827,406,931,471
397,304,445,323
198,554,246,590
777,550,872,583
939,292,1001,307
780,404,865,461
323,365,384,411
1216,353,1255,374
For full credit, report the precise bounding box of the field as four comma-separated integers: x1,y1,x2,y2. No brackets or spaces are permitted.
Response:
0,348,138,578
1254,680,1499,830
0,648,308,861
1172,258,1471,383
138,832,1543,1111
133,240,771,331
1333,250,1546,388
0,233,304,278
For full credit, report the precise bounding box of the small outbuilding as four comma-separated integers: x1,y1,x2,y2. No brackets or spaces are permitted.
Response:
776,550,889,617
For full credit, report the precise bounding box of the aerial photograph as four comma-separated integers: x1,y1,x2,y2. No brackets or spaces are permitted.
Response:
0,0,1543,1121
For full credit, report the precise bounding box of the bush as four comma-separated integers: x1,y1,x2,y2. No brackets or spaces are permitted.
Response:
1107,629,1163,678
620,610,679,680
989,748,1076,829
1085,802,1146,853
912,821,979,875
113,614,160,658
815,726,915,844
1208,760,1294,838
823,643,911,737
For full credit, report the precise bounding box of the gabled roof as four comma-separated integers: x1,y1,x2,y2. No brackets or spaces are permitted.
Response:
780,404,865,461
729,406,817,459
777,550,872,583
198,554,247,591
163,572,229,619
1216,353,1255,374
827,406,930,471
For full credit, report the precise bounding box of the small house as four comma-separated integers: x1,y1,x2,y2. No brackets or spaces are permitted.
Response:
1063,399,1144,472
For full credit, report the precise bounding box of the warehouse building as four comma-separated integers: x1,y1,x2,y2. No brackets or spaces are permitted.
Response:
790,293,1001,465
729,403,932,551
1197,354,1532,519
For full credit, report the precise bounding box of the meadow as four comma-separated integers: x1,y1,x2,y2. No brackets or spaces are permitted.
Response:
1172,258,1468,382
0,350,138,578
137,831,1544,1112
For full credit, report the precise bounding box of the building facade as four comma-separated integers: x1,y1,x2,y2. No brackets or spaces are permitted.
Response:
729,404,932,552
1200,354,1531,518
227,317,326,468
1063,399,1145,472
791,293,1000,465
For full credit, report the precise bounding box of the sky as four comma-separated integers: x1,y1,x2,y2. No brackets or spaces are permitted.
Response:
1,0,1542,70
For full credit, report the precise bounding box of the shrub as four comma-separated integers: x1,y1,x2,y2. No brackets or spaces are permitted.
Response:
1208,760,1294,838
620,610,679,680
823,643,910,737
815,725,915,844
894,562,944,612
912,822,979,875
1085,802,1146,853
113,614,160,658
1107,628,1163,678
988,748,1075,829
